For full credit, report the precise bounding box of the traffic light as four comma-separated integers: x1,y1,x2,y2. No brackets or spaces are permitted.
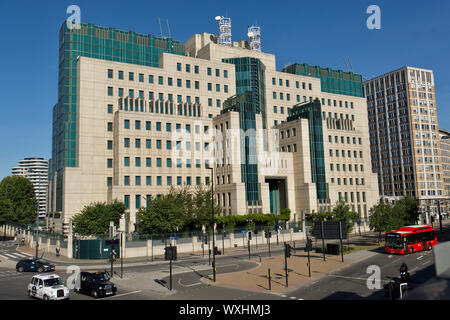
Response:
285,244,292,258
204,236,208,244
248,231,252,241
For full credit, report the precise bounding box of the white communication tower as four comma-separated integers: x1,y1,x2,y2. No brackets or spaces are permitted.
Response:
247,25,261,52
215,16,232,46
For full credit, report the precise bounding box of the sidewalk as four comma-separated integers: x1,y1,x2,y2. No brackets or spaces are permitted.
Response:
202,245,380,295
201,219,450,294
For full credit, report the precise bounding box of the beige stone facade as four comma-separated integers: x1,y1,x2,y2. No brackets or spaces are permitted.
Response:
48,32,379,233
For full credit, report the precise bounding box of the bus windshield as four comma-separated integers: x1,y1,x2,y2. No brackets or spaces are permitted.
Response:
386,233,403,249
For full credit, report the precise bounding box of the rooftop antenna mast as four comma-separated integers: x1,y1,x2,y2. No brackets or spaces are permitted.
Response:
158,18,164,38
215,15,232,46
343,57,350,72
247,25,261,52
347,57,354,73
166,19,171,38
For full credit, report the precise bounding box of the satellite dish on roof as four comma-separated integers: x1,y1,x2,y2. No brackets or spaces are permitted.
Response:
215,16,222,21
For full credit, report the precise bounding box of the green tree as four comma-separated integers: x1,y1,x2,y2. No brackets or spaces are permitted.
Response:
72,200,125,235
369,200,402,242
136,194,184,234
0,198,14,224
0,176,38,224
393,195,419,225
331,201,359,234
189,185,221,230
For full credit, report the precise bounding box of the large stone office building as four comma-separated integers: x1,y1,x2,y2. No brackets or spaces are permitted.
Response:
364,67,444,214
48,20,378,233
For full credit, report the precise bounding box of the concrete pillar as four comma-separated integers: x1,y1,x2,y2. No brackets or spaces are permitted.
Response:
30,235,35,249
290,228,294,242
229,233,234,248
192,236,197,254
46,238,51,253
67,220,73,259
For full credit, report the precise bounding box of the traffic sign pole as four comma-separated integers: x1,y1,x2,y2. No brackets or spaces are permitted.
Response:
339,221,344,263
222,230,225,255
321,221,326,261
284,242,288,287
307,248,311,277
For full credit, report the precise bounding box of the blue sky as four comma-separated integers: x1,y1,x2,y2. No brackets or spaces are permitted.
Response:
0,0,449,179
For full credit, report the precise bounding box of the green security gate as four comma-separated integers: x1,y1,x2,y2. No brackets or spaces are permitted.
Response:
73,239,120,259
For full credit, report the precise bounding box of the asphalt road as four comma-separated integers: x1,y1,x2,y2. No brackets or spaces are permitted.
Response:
286,222,450,300
1,222,449,300
0,245,283,300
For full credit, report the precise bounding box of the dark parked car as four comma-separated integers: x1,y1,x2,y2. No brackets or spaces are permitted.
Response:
16,258,55,273
75,271,117,298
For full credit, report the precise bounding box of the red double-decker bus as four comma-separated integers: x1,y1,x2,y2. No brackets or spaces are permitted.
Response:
385,225,437,254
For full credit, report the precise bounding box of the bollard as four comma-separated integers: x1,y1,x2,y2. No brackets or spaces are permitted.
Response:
268,268,271,291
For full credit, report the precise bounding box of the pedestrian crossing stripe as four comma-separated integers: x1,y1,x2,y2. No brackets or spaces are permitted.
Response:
0,252,33,259
13,253,28,258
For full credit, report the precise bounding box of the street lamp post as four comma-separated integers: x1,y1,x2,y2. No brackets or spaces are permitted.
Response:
207,167,216,282
29,168,41,259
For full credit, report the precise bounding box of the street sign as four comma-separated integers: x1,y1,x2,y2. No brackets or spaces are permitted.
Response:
170,237,179,241
314,221,347,239
109,225,117,238
241,230,246,235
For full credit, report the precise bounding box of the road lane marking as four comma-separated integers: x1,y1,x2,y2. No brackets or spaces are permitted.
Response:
417,255,424,260
18,252,33,256
102,290,142,299
0,255,9,260
422,260,432,266
178,279,202,287
13,253,28,258
217,264,239,270
3,254,18,259
328,275,390,283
